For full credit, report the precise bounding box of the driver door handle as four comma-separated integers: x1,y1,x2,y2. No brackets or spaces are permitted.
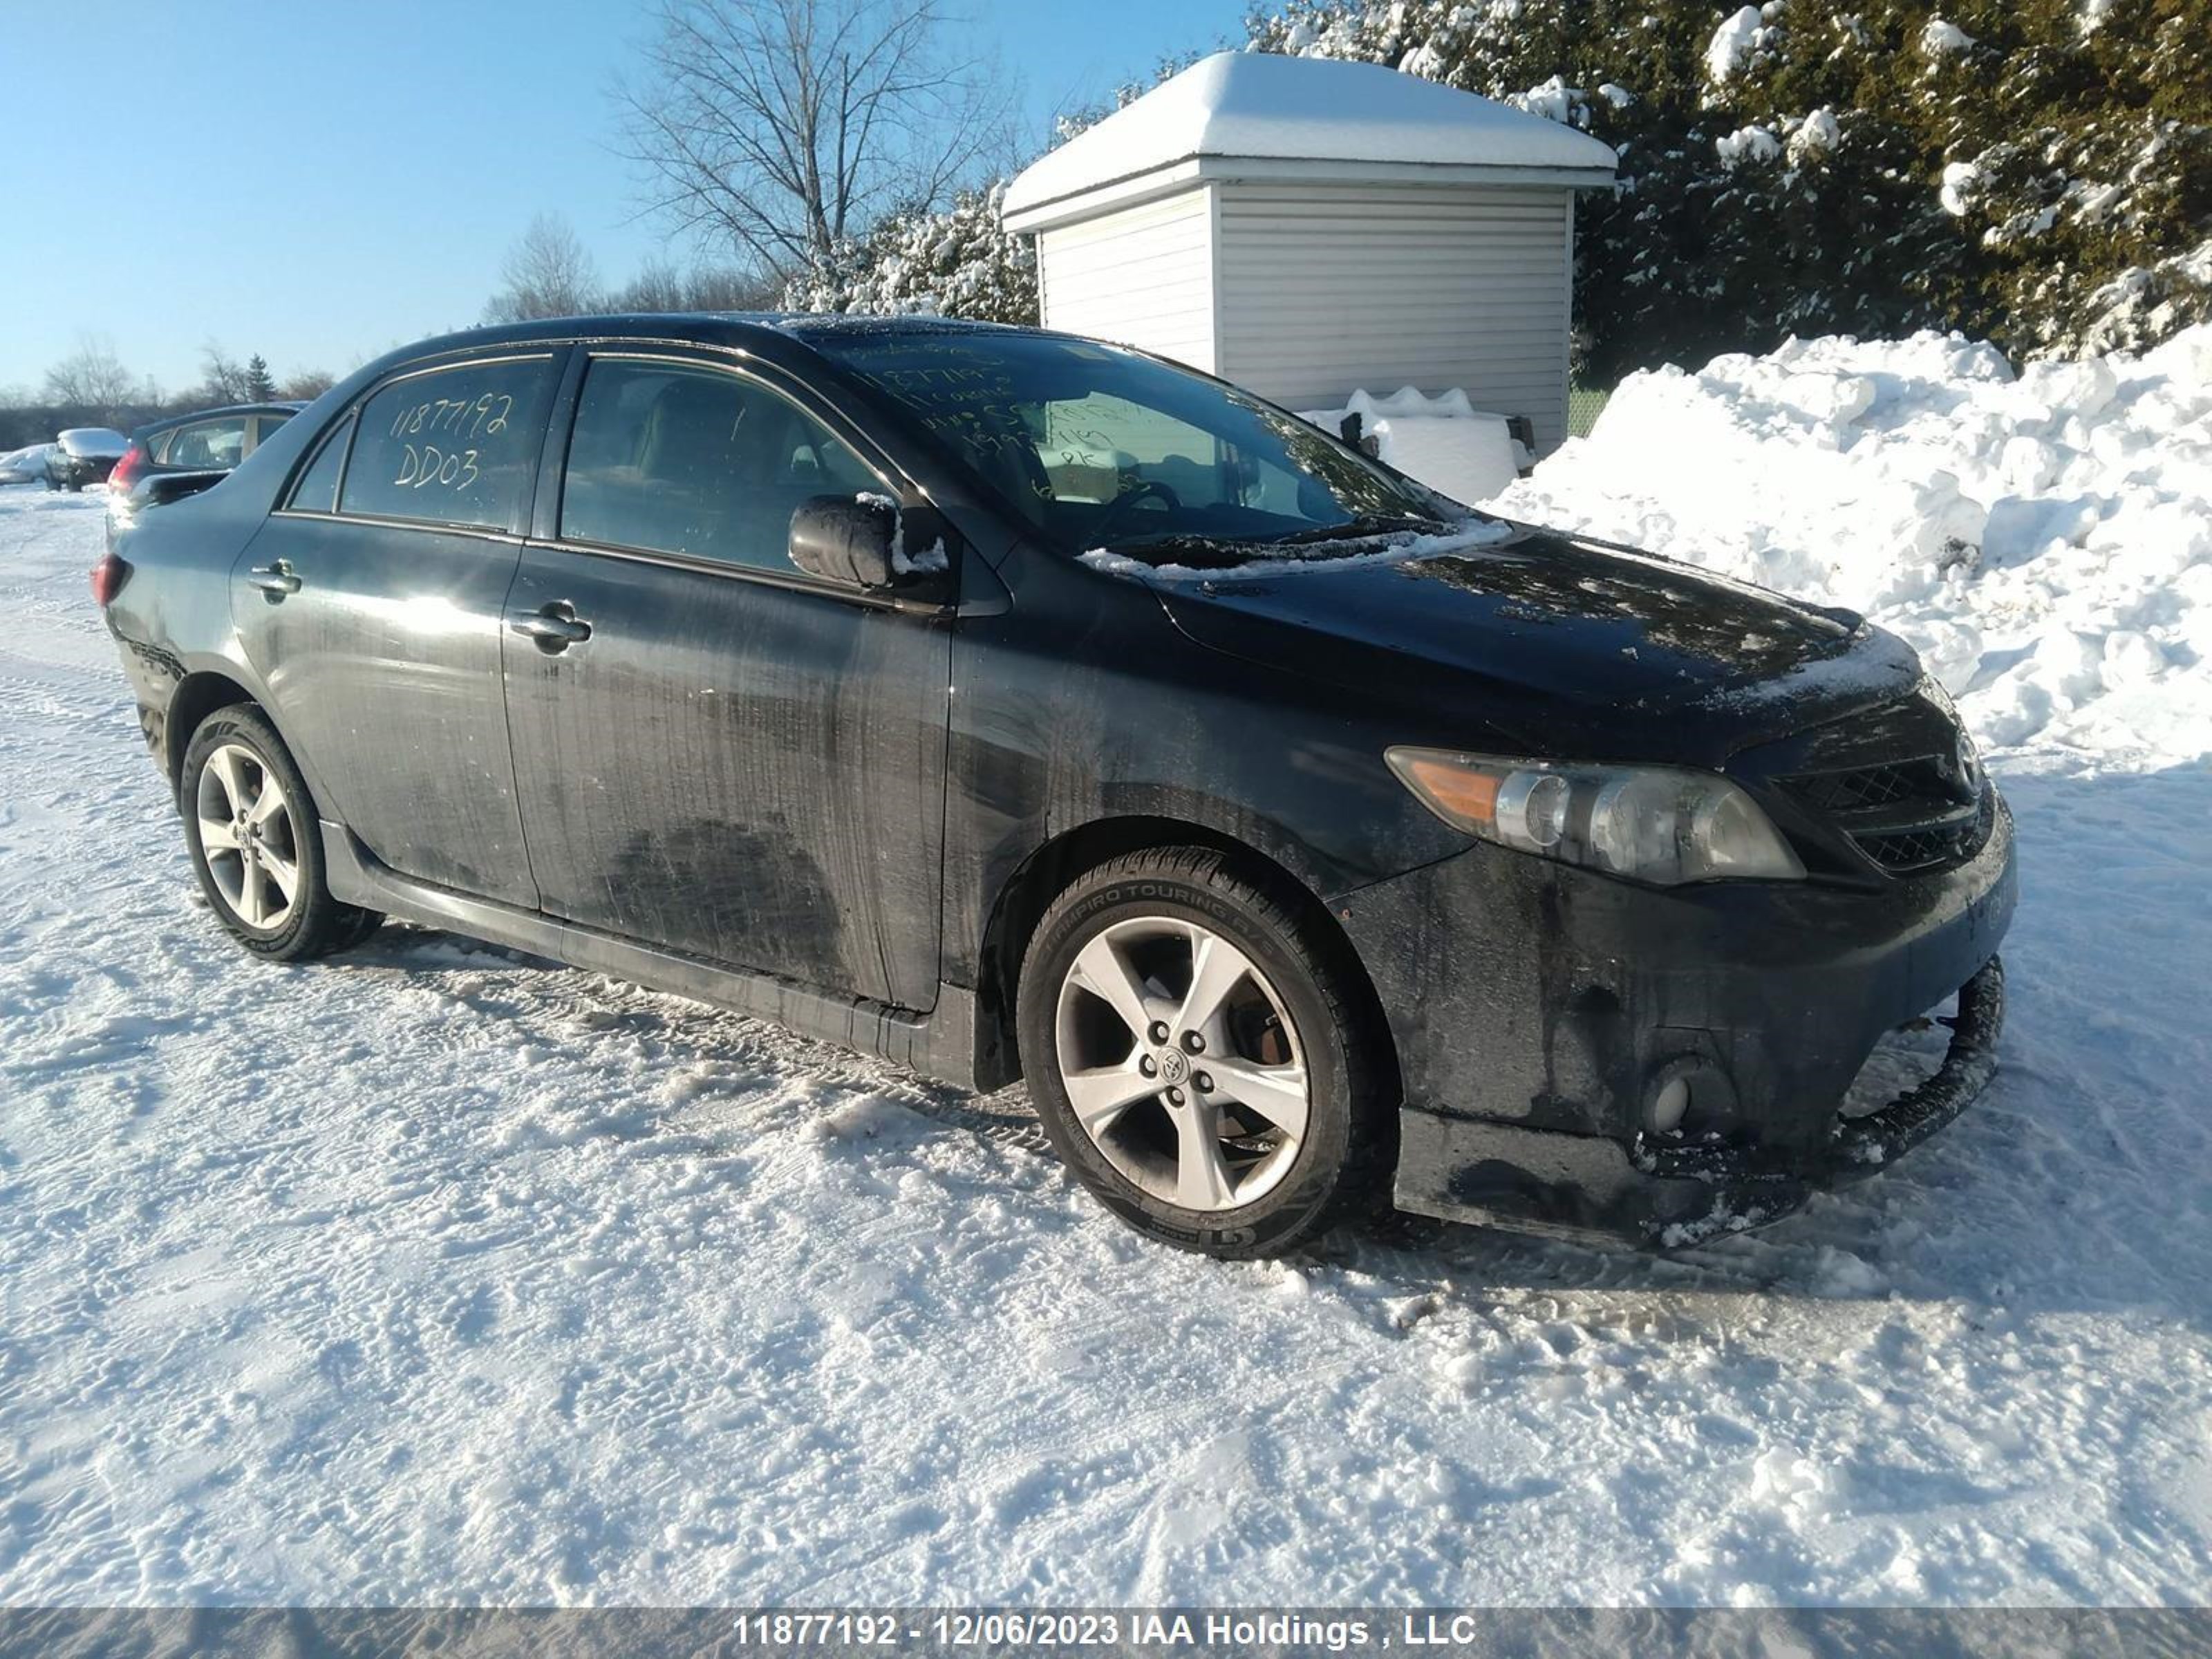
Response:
247,560,301,597
509,603,592,650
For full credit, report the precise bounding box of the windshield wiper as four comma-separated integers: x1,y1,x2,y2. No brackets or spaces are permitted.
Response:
1098,511,1474,568
1271,512,1451,546
1091,532,1250,569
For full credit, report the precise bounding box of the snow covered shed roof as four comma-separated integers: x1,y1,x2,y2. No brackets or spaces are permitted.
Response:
1004,51,1619,232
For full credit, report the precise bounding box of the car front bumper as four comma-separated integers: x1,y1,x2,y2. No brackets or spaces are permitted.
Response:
1336,789,2017,1245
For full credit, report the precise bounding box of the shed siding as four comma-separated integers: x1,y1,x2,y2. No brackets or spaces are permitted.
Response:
1212,183,1573,451
1035,187,1216,375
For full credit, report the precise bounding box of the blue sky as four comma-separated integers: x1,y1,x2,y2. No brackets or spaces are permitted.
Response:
0,0,1250,395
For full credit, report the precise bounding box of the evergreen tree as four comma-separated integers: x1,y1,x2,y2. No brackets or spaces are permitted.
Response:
1916,0,2212,353
1248,0,2209,373
243,353,277,402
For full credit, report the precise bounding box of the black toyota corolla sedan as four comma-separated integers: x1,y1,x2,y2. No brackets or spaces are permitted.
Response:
94,315,2015,1257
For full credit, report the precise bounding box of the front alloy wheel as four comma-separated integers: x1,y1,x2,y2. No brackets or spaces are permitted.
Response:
1056,916,1311,1212
1018,847,1390,1257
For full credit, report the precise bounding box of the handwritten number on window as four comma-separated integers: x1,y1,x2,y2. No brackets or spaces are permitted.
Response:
387,392,513,443
394,445,480,491
381,384,514,491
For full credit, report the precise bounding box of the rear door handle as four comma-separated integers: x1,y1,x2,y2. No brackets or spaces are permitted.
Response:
247,560,300,597
509,603,592,650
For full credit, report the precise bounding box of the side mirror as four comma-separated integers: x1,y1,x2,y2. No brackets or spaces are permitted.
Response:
789,494,903,590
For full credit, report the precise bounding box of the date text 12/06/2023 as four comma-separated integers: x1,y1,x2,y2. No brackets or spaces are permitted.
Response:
722,1611,1524,1649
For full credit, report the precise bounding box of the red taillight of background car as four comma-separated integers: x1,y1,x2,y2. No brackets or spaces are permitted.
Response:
91,553,132,606
108,442,148,491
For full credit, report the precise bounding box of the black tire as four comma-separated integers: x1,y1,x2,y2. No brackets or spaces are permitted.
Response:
1017,846,1393,1259
179,705,383,962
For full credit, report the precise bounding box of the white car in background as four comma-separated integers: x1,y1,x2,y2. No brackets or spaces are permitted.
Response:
0,444,53,485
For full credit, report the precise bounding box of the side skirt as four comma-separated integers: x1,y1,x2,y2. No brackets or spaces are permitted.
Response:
321,823,988,1091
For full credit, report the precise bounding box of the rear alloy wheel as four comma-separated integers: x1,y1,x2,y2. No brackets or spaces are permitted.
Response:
196,742,303,932
180,706,382,962
1018,847,1390,1257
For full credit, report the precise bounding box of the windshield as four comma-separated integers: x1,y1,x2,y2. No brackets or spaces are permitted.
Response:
807,330,1464,561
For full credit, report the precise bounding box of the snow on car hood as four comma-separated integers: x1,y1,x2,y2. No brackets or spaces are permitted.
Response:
56,428,128,458
1106,521,1917,749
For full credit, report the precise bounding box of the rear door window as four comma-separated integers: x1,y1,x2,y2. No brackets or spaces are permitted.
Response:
339,356,558,532
165,417,250,470
558,357,879,575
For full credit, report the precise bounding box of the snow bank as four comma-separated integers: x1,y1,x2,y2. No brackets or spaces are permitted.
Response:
1300,386,1522,503
1492,325,2212,767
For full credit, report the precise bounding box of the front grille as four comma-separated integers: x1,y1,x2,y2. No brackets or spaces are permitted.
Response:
1848,791,1994,874
1777,700,1991,878
1788,758,1951,815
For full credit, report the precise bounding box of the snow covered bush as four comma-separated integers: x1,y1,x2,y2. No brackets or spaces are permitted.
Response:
1248,0,2211,377
781,183,1038,324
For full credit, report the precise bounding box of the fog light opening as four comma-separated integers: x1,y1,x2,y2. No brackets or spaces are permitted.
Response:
1644,1060,1743,1143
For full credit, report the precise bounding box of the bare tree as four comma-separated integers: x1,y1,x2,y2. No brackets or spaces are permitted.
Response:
681,263,782,310
483,213,603,323
280,368,337,402
200,342,252,406
608,255,690,312
606,255,782,312
620,0,1015,275
43,334,137,419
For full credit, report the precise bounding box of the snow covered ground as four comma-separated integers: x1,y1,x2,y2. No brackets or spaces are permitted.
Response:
3,320,2211,1609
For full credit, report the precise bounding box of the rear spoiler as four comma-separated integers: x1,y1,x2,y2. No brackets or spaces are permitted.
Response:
140,471,229,509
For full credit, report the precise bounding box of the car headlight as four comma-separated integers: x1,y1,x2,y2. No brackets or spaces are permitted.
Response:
1385,747,1806,886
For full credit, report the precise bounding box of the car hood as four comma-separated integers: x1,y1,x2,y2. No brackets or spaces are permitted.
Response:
1147,523,1924,761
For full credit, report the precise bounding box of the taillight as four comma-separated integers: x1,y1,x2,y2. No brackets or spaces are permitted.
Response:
109,442,148,491
91,553,131,606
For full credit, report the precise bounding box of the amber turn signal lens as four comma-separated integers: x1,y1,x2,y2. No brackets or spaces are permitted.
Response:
1400,755,1499,829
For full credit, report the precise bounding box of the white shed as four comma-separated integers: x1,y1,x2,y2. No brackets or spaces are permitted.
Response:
1003,52,1618,454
